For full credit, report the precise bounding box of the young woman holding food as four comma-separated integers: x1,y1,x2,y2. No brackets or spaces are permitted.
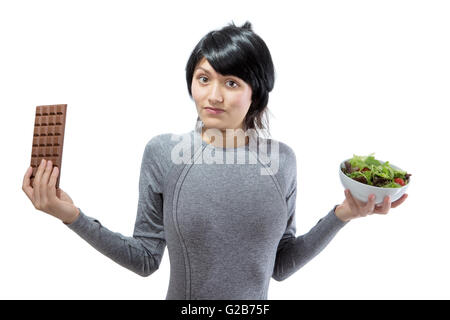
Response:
22,21,408,299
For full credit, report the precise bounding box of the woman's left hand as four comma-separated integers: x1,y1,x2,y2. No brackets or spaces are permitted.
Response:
335,189,408,222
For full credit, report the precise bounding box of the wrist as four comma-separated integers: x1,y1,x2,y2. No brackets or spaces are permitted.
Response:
335,204,351,222
62,207,80,225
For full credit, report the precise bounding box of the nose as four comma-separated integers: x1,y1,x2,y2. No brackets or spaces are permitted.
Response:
207,81,224,104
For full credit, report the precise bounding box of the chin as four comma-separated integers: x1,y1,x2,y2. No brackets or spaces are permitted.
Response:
201,118,226,130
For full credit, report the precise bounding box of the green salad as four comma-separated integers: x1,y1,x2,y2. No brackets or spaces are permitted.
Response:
341,153,411,188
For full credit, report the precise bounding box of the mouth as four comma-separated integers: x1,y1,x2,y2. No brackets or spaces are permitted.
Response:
204,106,225,114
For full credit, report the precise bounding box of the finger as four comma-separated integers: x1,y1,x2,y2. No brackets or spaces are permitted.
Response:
364,194,376,214
33,159,47,206
47,166,59,200
33,159,46,187
345,189,359,213
391,193,408,208
40,159,54,204
375,195,391,214
349,192,371,209
22,166,34,201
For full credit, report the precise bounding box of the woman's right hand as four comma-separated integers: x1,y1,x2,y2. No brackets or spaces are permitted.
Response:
22,158,80,224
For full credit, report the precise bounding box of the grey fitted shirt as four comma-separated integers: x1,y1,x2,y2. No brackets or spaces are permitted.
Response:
66,125,348,299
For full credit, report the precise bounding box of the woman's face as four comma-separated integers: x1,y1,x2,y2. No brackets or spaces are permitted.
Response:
191,57,253,131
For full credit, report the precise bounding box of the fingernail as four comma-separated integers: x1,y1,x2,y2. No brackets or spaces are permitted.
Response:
41,159,45,165
47,160,52,167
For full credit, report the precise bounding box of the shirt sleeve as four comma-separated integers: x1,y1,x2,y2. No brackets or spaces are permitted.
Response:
65,136,167,277
272,149,349,282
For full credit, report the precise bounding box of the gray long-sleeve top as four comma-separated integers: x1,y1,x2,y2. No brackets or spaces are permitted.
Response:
66,126,348,299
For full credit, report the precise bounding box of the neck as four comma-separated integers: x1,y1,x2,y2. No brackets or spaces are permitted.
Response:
201,127,249,148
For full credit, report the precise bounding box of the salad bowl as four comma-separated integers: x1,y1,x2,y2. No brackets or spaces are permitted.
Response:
339,154,411,205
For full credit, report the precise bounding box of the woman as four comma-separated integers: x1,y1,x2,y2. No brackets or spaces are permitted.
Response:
22,21,408,299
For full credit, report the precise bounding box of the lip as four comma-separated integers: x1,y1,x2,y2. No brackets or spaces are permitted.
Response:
204,107,225,115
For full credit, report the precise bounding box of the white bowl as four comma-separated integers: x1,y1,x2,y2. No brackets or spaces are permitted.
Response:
339,158,410,205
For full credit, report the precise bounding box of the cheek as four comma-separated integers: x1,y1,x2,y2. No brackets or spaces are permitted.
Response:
192,82,209,104
191,82,199,99
233,91,252,112
191,84,203,108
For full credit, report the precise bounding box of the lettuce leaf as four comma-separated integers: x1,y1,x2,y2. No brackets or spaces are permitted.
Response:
343,153,409,188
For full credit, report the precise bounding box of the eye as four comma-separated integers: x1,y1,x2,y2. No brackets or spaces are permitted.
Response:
198,76,208,83
226,80,238,88
197,75,239,88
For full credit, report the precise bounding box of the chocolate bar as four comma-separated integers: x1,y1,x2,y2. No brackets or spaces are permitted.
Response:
30,104,67,189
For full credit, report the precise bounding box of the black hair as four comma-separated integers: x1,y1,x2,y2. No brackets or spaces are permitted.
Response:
185,20,275,137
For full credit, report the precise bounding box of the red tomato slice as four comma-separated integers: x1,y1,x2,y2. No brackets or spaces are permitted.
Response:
394,178,405,186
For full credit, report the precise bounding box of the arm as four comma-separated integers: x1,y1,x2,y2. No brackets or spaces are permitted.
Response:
272,193,347,281
270,144,409,282
65,137,167,277
271,149,348,282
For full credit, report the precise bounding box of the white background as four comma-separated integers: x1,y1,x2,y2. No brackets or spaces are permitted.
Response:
1,0,449,299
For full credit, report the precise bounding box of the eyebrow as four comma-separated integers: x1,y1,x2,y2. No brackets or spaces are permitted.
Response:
195,67,212,74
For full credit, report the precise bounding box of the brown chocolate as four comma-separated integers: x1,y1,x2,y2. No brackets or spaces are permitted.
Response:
30,104,67,189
